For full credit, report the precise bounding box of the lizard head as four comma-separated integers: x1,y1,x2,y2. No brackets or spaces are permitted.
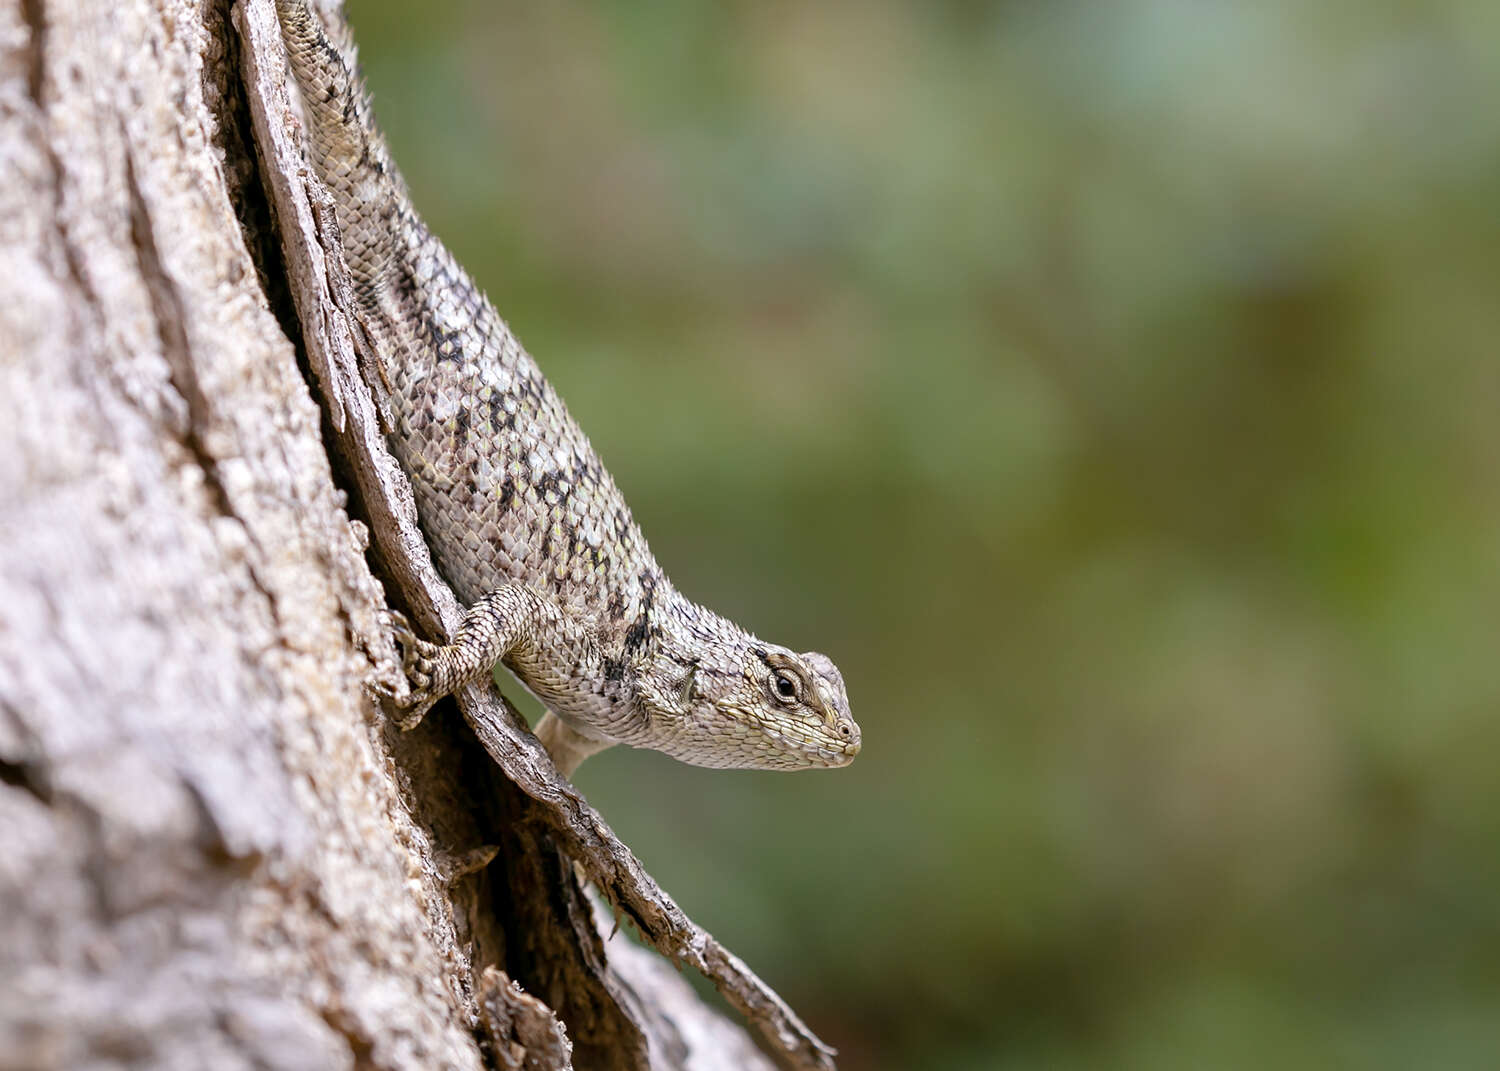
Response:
633,625,861,771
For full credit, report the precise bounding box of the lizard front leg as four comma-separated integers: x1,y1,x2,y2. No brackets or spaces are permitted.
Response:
533,714,614,777
385,583,558,730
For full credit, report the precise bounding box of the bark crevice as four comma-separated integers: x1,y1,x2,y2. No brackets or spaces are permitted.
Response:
2,0,814,1067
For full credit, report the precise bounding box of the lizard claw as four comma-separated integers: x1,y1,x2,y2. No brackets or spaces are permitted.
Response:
386,610,440,682
376,609,447,730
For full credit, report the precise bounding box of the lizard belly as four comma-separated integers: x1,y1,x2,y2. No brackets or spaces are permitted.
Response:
504,646,634,743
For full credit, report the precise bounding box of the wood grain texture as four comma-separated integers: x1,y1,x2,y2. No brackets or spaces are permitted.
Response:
0,0,788,1066
237,0,832,1066
0,0,480,1063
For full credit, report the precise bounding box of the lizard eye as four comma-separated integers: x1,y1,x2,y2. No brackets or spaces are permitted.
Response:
770,670,801,704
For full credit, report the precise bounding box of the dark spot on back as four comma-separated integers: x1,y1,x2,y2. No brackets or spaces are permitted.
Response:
621,573,659,656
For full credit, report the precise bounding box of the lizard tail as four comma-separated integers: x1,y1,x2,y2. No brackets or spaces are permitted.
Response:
273,0,410,300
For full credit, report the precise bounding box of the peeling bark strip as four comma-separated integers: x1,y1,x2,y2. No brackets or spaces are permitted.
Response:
0,0,488,1063
478,967,576,1071
2,0,799,1066
234,1,837,1068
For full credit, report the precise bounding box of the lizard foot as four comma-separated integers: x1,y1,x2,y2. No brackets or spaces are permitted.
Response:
372,609,448,730
374,586,553,731
387,609,442,689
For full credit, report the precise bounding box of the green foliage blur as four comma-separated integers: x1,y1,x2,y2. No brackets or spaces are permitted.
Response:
351,1,1500,1066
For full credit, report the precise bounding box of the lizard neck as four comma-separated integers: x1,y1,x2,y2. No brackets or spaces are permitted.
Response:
630,586,758,702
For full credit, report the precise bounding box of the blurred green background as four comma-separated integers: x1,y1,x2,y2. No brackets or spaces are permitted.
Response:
350,1,1500,1067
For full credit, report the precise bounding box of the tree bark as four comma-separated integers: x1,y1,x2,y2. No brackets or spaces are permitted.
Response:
0,1,814,1068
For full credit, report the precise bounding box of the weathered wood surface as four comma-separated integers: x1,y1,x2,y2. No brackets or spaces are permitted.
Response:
0,0,806,1067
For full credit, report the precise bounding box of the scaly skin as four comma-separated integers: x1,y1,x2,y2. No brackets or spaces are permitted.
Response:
275,0,860,774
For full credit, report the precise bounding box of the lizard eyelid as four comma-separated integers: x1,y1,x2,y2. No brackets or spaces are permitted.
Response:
769,669,803,704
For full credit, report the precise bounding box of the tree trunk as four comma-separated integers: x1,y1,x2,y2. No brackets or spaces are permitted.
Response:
0,1,817,1068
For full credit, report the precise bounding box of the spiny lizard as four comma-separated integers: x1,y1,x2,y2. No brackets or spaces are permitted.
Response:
274,0,860,775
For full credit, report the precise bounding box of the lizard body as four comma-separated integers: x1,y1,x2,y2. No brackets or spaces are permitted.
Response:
274,0,860,774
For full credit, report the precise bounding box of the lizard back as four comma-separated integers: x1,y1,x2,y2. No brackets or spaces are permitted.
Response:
277,0,661,641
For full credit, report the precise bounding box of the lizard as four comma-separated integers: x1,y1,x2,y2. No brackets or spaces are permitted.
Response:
273,0,861,776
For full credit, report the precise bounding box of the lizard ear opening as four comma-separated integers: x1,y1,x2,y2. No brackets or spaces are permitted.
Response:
675,661,699,707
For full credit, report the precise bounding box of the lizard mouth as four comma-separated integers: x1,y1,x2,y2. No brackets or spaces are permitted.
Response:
672,712,860,770
764,725,859,769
